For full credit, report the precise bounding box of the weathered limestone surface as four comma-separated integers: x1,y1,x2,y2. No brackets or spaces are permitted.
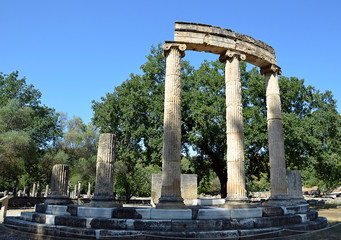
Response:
151,174,197,206
221,51,248,203
157,43,186,209
174,22,277,68
287,170,306,203
91,133,121,207
45,164,70,205
262,66,288,203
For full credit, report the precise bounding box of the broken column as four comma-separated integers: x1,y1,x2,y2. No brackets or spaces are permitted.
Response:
91,133,121,207
220,51,248,205
45,164,70,205
157,43,187,209
261,65,288,204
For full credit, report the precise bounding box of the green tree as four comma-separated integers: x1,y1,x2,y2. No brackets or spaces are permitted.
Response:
92,44,341,197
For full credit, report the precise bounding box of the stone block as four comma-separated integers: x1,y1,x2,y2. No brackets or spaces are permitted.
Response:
151,174,197,206
35,203,47,213
196,230,239,240
46,205,70,216
55,215,86,228
136,208,151,219
306,210,318,221
197,208,231,220
254,215,302,228
134,219,172,231
262,206,284,217
230,208,262,219
112,207,142,219
67,205,78,216
77,207,113,218
192,198,225,206
32,213,46,223
171,220,198,231
20,212,34,221
45,215,55,225
150,209,192,220
90,218,127,230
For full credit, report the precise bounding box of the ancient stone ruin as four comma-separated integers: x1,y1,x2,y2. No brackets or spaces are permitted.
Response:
3,22,328,239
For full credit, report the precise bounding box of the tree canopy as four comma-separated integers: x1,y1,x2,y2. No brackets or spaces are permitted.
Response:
92,44,341,197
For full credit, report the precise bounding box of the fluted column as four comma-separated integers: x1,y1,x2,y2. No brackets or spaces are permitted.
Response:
220,51,248,203
45,164,70,204
157,43,186,209
261,65,288,202
91,133,122,207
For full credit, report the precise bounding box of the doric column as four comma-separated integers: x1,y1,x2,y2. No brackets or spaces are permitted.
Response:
157,43,186,209
91,133,122,207
220,51,248,204
45,164,70,205
261,65,288,202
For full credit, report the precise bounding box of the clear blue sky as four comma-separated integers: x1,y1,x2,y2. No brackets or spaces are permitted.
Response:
1,0,340,124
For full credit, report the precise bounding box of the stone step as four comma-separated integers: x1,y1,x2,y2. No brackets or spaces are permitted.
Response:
4,216,329,240
19,210,319,232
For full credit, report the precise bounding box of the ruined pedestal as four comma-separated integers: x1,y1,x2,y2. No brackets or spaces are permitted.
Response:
91,133,122,207
45,164,71,205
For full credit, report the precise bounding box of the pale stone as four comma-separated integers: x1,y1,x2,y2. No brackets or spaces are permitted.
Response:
263,70,288,202
222,52,248,203
230,208,262,218
45,215,55,225
197,208,231,219
45,164,70,205
44,185,49,198
77,207,113,218
91,133,121,207
157,43,186,209
45,205,70,216
150,209,192,220
151,174,197,206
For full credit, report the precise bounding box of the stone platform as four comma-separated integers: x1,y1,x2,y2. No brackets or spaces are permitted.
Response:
3,203,327,239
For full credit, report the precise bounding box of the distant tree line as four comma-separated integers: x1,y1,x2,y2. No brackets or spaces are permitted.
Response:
1,44,340,198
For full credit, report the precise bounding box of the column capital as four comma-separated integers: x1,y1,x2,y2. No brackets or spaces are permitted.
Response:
163,42,187,58
260,64,282,75
219,50,246,62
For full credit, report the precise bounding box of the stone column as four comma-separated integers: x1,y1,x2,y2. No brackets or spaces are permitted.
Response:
157,43,186,209
45,164,70,205
261,65,288,203
91,133,121,207
87,182,91,198
220,51,248,204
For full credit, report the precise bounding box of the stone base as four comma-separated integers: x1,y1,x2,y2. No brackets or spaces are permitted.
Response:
156,200,187,209
262,195,304,206
3,203,328,239
44,196,72,205
88,200,122,208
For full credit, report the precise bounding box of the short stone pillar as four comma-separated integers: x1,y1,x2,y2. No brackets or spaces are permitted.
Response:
287,170,306,203
220,51,248,205
32,182,36,197
152,174,197,206
44,185,49,198
45,164,71,205
36,182,41,197
0,196,13,223
77,181,82,198
91,133,121,207
87,182,91,198
157,43,187,209
261,65,288,204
